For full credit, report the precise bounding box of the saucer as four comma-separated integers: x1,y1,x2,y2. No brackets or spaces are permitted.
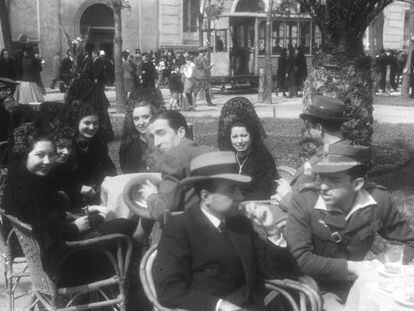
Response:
379,267,403,278
393,291,414,308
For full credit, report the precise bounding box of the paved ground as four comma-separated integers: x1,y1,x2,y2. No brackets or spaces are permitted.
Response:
1,87,414,310
43,87,414,124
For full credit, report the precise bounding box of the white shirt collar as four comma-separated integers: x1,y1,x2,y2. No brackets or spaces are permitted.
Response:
200,207,222,229
314,188,377,221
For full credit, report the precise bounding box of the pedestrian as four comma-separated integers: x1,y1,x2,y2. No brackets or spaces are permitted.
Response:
295,46,307,95
141,53,156,88
14,45,45,105
0,49,16,81
123,52,136,98
168,64,183,110
181,52,196,111
193,47,214,106
277,48,287,97
287,47,298,98
50,51,61,89
59,50,73,92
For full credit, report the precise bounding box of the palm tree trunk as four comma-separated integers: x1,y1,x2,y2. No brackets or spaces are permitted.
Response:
303,53,374,145
113,3,125,106
0,0,13,55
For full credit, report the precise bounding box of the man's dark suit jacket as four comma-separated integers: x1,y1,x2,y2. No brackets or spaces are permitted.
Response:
153,206,302,311
92,57,107,85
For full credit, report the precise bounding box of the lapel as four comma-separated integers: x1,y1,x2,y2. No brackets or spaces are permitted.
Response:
191,207,254,283
227,216,254,297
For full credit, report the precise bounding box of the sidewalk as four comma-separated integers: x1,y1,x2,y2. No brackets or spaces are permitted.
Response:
44,87,414,124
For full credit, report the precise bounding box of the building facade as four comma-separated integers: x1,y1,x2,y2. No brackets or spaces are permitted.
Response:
1,0,413,82
1,0,202,81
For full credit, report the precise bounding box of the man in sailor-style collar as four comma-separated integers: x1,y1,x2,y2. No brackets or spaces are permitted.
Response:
285,141,414,305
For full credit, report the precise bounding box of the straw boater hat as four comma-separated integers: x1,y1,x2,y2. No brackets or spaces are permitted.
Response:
181,151,251,185
300,96,346,123
313,142,370,174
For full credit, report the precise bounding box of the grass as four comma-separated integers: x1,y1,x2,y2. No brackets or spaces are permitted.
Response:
109,117,414,212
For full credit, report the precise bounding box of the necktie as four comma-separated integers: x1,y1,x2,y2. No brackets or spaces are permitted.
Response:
218,221,227,234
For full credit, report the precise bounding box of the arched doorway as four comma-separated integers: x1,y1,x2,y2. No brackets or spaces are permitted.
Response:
80,3,114,59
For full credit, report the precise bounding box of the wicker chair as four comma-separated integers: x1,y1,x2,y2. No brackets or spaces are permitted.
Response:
1,211,133,311
0,218,31,311
140,245,323,311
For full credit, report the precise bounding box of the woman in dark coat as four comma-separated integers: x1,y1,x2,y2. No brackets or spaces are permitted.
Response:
225,117,279,201
277,48,288,97
3,123,135,285
218,98,279,200
295,47,307,94
286,47,298,98
0,49,16,80
64,102,117,208
119,99,159,173
14,46,44,104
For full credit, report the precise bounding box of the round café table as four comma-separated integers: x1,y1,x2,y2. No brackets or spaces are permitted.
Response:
343,268,414,311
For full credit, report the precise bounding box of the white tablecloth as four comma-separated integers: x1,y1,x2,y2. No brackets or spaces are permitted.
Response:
100,173,161,221
343,270,414,311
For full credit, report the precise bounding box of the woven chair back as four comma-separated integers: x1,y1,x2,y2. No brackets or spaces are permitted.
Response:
12,223,57,296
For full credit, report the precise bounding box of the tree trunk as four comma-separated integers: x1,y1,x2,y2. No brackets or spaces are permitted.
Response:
263,0,273,104
402,10,414,98
113,3,125,106
0,0,13,55
303,53,374,145
198,12,204,47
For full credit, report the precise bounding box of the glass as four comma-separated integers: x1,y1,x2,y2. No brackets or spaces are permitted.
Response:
384,241,404,274
404,262,414,302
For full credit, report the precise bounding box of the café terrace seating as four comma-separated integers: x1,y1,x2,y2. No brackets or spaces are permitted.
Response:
0,208,132,311
140,245,323,311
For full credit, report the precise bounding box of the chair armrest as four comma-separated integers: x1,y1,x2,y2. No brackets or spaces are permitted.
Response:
0,208,33,233
63,233,133,278
265,278,322,311
64,233,131,248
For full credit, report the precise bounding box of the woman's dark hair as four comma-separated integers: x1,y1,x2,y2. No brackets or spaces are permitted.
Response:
50,120,74,144
228,118,261,151
12,122,55,161
60,100,99,137
128,87,166,111
153,110,189,138
218,97,266,151
121,100,159,145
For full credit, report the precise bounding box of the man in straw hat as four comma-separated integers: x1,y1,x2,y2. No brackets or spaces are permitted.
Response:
154,151,313,311
285,142,414,306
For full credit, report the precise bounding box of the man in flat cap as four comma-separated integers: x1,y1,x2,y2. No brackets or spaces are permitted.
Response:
285,142,414,306
154,151,311,311
193,46,214,107
275,95,348,204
